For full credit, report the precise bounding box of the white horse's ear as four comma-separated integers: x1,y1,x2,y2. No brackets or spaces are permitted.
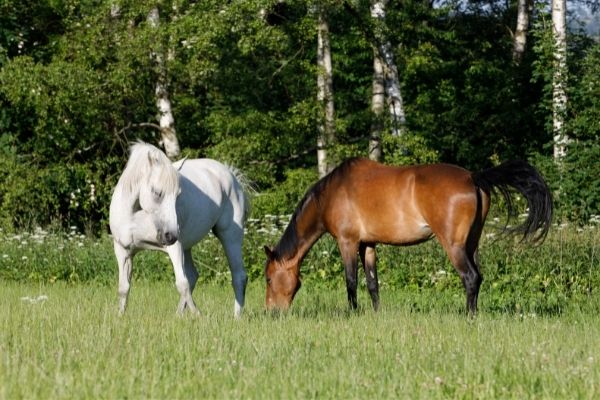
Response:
175,157,188,171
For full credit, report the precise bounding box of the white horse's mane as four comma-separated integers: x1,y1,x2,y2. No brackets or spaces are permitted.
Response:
117,142,179,197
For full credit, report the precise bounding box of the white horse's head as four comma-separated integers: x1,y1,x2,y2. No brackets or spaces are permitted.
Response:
120,142,181,246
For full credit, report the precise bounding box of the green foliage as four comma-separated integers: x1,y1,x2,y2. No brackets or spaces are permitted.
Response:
0,140,119,232
533,141,600,224
393,2,548,168
252,167,319,216
382,133,439,165
0,0,598,230
569,41,600,140
0,0,70,65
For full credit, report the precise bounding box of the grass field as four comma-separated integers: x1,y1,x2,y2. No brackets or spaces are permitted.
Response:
0,221,599,398
1,281,599,399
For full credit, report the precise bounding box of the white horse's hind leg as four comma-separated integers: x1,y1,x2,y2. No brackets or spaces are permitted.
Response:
219,233,247,318
167,243,200,316
114,241,133,314
184,249,199,293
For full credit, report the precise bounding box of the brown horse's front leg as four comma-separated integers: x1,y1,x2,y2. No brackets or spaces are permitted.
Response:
338,240,359,310
359,243,379,311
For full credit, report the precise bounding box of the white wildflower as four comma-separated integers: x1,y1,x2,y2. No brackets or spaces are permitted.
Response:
20,295,48,304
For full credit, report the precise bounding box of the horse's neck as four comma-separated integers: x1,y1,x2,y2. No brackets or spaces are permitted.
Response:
285,197,325,265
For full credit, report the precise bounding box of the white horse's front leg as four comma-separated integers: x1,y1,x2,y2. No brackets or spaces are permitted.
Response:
114,241,134,314
167,243,200,316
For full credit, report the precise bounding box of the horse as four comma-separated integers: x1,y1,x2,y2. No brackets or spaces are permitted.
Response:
264,158,552,314
109,142,250,318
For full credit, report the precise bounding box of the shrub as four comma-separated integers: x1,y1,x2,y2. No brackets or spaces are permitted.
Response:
532,141,600,225
0,147,118,233
252,167,318,217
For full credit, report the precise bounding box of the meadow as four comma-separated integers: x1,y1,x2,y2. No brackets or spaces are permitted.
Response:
1,283,599,399
0,219,599,398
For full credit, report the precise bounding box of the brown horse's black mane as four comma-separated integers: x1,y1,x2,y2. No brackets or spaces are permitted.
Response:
273,157,364,260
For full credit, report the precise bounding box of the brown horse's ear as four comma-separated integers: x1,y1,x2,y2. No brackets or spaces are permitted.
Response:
264,245,275,259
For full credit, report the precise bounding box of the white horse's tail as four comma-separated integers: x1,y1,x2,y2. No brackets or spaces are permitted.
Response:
228,165,255,223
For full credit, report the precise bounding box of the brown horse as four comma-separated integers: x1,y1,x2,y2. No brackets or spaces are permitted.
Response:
264,158,552,314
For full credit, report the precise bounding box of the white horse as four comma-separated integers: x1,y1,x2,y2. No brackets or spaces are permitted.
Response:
109,142,250,317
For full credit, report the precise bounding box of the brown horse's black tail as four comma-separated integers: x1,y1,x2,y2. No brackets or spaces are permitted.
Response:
472,160,553,243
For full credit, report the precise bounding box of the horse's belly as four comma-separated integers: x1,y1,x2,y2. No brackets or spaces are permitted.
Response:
361,218,433,245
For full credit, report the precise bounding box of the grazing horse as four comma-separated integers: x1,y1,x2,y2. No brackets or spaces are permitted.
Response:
264,158,552,314
109,142,250,317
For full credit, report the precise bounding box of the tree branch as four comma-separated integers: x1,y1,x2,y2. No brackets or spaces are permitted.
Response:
115,122,163,138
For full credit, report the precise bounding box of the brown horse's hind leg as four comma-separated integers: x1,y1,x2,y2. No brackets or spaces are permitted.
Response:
438,240,482,315
466,250,483,313
338,239,360,310
435,189,487,315
359,243,379,311
462,251,482,315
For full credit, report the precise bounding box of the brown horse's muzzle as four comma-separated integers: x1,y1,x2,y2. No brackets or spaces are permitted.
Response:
265,293,292,312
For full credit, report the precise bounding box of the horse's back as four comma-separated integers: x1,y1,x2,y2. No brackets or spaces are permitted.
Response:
175,158,243,198
323,159,482,245
174,158,248,247
331,159,476,207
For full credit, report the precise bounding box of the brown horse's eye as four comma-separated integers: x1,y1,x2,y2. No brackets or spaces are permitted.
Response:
266,277,272,286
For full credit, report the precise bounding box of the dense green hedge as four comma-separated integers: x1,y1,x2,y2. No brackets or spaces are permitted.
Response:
0,138,597,234
0,146,118,233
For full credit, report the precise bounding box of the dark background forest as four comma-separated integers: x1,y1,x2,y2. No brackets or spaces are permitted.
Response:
0,0,598,233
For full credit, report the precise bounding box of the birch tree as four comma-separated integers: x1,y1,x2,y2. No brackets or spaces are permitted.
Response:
369,53,385,161
316,7,336,177
552,0,568,160
370,0,406,138
512,0,532,64
147,6,180,159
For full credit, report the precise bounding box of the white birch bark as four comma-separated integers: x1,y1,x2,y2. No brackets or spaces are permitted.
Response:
110,3,121,19
371,0,406,137
552,0,568,160
316,10,336,178
148,7,180,159
370,52,385,161
512,0,531,64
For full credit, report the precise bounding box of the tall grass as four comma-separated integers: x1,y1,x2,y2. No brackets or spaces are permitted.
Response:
1,282,599,399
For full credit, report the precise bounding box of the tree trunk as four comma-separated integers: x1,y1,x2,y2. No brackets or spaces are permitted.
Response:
369,51,385,161
371,0,406,138
552,0,568,160
316,9,336,178
148,7,180,159
512,0,532,64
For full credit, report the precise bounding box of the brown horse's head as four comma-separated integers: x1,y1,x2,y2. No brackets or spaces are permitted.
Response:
264,246,301,310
